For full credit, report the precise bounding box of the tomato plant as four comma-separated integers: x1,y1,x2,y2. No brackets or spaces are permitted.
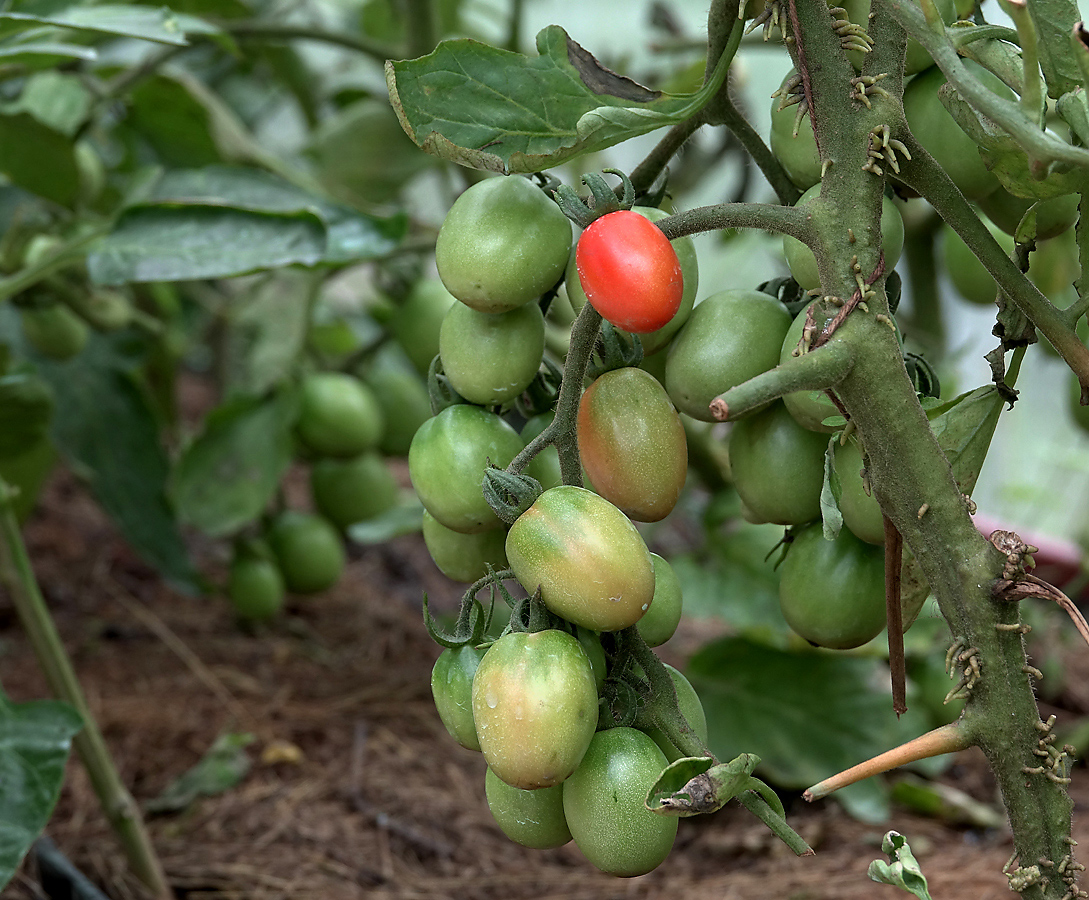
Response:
779,302,845,432
226,551,285,622
432,643,485,752
639,664,708,762
575,210,684,333
485,768,571,849
266,510,346,595
471,629,598,789
296,372,385,459
310,453,399,530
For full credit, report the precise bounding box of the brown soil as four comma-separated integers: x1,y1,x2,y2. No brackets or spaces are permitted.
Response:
2,470,1088,900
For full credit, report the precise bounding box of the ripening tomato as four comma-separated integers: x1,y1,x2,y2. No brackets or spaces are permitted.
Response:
576,210,684,334
578,367,687,522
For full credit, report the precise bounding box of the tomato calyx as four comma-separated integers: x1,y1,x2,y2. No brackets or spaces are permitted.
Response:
482,466,543,525
552,168,635,229
585,320,644,380
426,354,466,415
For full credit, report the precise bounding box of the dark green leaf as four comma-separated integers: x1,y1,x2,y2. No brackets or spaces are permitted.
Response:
0,6,221,45
868,831,934,900
386,25,731,173
171,392,298,538
888,774,1003,828
145,732,254,814
0,372,53,457
125,73,233,167
1,70,90,136
0,112,78,206
1025,0,1082,98
686,637,934,822
820,435,843,541
0,692,82,891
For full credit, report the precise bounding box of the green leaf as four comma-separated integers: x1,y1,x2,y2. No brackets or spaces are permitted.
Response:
0,372,52,458
868,831,934,900
0,112,79,206
346,501,424,544
0,40,97,64
171,392,298,538
686,637,934,822
925,384,1003,497
0,692,83,891
1057,90,1089,147
820,435,843,541
647,754,757,817
1,70,90,136
0,6,221,46
145,732,254,814
386,25,731,174
1025,0,1082,98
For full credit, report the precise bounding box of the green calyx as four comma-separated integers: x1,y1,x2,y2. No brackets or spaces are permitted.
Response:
482,466,543,525
552,168,636,229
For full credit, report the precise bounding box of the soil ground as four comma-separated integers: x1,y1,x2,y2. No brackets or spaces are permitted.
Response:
2,468,1088,900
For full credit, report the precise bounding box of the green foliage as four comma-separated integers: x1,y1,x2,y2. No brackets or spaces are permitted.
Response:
868,832,934,900
145,732,254,814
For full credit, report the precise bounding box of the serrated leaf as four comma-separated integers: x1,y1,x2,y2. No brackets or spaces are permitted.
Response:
171,392,298,538
0,6,221,46
0,112,78,206
686,637,934,822
820,435,843,541
0,692,83,891
868,831,934,900
145,732,253,814
0,372,52,457
386,24,731,173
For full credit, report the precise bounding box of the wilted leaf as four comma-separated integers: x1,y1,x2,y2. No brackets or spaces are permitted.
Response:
820,435,843,541
145,732,254,814
868,831,934,900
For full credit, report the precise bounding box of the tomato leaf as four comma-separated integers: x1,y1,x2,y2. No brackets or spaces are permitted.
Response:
386,25,731,174
1024,0,1082,98
0,6,221,46
820,435,843,541
145,732,254,814
0,112,79,207
0,71,91,137
867,831,935,900
0,691,83,892
0,372,53,458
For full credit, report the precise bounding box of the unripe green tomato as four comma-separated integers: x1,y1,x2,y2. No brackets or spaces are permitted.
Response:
578,367,687,522
841,0,955,73
520,414,563,491
977,188,1080,242
665,289,792,421
770,72,822,191
485,768,571,849
636,554,683,648
266,510,346,594
363,346,432,457
76,289,133,332
438,301,545,405
566,206,699,355
779,523,887,649
506,485,655,631
310,452,399,530
421,510,508,582
783,185,905,292
576,627,608,692
75,141,106,206
1029,227,1079,301
562,727,678,876
436,176,572,313
728,401,828,525
472,629,599,789
432,643,485,751
834,435,885,545
390,279,457,376
409,404,524,533
640,663,708,763
20,304,89,360
940,219,1013,306
779,302,842,432
902,60,1017,201
296,372,384,458
227,553,286,621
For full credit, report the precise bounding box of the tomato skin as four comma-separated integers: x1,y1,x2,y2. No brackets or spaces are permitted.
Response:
505,486,655,631
665,289,792,422
770,72,822,190
227,554,285,621
310,453,399,530
20,304,89,360
834,436,885,545
640,664,708,763
940,220,1013,306
636,554,683,648
408,404,524,534
421,510,508,583
779,523,887,649
978,188,1079,242
779,302,842,432
562,727,677,876
485,768,571,849
578,367,687,522
472,630,599,789
728,401,828,526
296,372,384,459
432,643,485,752
576,210,683,334
436,176,572,314
266,511,346,594
439,301,545,406
390,279,457,376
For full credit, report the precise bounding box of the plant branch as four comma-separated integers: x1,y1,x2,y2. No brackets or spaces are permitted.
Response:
224,21,399,61
709,91,800,206
657,202,810,241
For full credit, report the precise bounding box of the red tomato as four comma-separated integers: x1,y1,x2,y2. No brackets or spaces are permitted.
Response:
575,210,684,334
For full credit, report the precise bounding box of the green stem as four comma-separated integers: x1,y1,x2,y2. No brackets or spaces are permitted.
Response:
737,792,816,856
628,630,708,759
224,21,399,61
996,0,1045,126
0,224,112,305
0,479,170,898
658,201,810,241
710,92,800,206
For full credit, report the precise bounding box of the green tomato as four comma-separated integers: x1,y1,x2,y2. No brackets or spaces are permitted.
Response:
577,367,687,522
902,60,1016,201
310,452,399,530
520,413,563,491
296,372,384,459
20,304,89,361
1029,227,1079,302
840,0,955,73
779,302,843,432
472,630,598,789
728,401,828,526
978,188,1080,242
940,219,1013,306
576,627,608,692
71,289,133,332
665,289,792,421
362,345,432,457
439,301,545,406
636,554,683,648
770,71,822,191
408,404,524,533
640,663,708,763
506,485,655,632
436,176,572,313
562,727,678,876
485,768,571,849
432,643,485,752
0,438,54,524
783,185,905,292
834,435,886,545
779,522,887,649
421,510,508,583
227,552,285,622
266,510,346,595
390,279,457,376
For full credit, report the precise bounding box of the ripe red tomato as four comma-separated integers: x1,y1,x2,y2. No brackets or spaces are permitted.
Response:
575,210,684,334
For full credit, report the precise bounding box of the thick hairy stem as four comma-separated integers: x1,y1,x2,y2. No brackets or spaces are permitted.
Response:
658,202,810,241
0,481,170,898
629,114,709,198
